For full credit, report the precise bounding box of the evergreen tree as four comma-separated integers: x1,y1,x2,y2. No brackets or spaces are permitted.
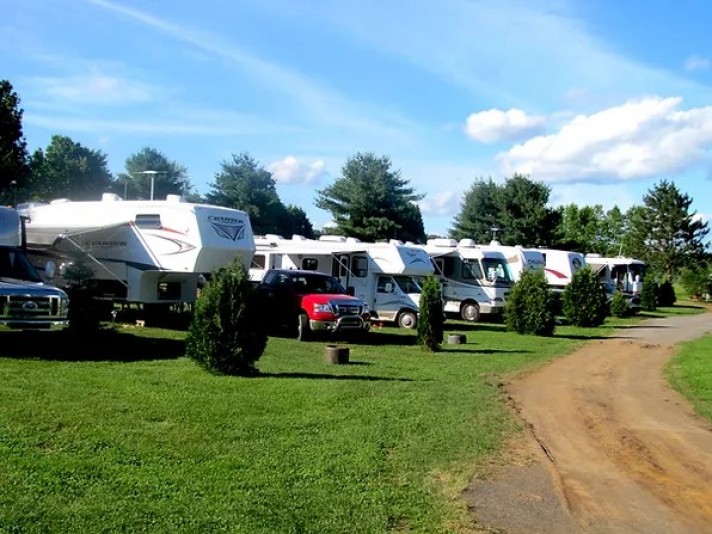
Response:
562,266,608,327
417,276,444,351
0,80,29,204
450,178,500,241
504,269,556,336
115,147,194,200
315,152,425,242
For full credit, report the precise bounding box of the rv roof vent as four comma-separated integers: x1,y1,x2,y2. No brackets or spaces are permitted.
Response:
319,235,346,242
102,193,122,202
427,238,457,247
459,238,477,247
490,239,502,246
50,198,71,204
389,239,404,245
345,237,362,243
166,194,186,203
264,234,284,241
585,253,602,258
291,234,307,241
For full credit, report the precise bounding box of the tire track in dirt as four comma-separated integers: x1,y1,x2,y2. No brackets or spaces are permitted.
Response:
468,312,712,533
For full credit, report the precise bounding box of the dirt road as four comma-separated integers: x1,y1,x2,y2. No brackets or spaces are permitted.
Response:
467,312,712,533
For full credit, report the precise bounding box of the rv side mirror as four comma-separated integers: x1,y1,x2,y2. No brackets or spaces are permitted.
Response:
43,261,56,281
347,286,355,296
385,282,394,293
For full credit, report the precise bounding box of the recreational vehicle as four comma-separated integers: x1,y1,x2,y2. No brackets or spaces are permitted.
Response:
251,235,434,328
0,206,68,328
584,255,645,295
18,194,255,306
536,248,586,294
477,241,545,282
418,238,512,322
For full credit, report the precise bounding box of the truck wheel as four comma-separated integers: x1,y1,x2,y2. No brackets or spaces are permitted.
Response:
296,313,311,341
461,302,481,322
397,310,417,329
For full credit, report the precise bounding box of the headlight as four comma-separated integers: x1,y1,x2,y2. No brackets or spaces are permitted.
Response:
313,302,333,314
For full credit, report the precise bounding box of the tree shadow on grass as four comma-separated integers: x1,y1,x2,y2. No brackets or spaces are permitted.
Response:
440,348,533,355
0,329,185,362
258,371,416,382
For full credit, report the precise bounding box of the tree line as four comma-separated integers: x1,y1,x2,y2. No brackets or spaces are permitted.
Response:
1,79,709,284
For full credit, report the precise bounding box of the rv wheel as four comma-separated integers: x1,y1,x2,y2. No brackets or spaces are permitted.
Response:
296,313,312,341
461,302,481,322
397,310,417,329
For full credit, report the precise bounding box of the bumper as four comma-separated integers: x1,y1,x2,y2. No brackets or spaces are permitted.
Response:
0,319,68,330
310,315,370,333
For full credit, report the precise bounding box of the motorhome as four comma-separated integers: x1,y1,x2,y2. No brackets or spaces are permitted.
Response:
477,241,545,282
0,206,68,328
418,238,512,322
584,255,645,295
17,193,255,306
535,248,586,294
251,235,434,328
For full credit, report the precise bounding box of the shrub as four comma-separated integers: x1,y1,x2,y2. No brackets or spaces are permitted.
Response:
417,276,444,351
679,266,711,299
610,291,632,318
562,266,608,327
186,260,267,376
655,279,676,307
504,269,556,336
640,275,658,311
62,258,102,333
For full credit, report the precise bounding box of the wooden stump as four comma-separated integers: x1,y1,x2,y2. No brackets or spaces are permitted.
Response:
324,345,350,364
447,333,467,344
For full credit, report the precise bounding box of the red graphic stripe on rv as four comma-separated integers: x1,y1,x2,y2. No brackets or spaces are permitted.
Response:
545,268,568,279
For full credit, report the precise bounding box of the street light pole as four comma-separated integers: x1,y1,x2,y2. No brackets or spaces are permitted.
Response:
135,170,164,201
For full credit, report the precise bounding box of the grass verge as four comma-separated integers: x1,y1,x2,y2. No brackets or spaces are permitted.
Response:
666,334,712,424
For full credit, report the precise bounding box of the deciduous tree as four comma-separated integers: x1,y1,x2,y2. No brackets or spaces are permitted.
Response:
115,147,194,200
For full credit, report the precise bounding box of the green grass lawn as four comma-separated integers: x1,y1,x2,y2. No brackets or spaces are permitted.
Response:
666,334,712,424
0,305,703,533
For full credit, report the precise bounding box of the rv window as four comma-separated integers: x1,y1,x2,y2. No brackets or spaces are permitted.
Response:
251,254,266,269
352,255,368,277
462,260,483,280
334,255,349,277
301,257,319,271
377,276,394,293
135,213,162,229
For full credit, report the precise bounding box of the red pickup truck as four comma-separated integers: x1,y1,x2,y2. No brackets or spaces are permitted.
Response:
256,269,370,341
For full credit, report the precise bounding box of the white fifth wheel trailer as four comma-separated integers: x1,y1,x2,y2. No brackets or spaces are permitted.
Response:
18,193,255,305
417,238,512,322
250,235,434,328
535,248,586,294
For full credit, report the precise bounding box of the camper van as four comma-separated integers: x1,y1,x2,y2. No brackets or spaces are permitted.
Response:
418,238,512,322
17,194,255,306
251,235,434,328
584,255,645,296
0,206,68,328
536,248,587,294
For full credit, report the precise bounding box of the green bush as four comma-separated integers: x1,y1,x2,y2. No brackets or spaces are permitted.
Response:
417,276,444,351
63,258,102,333
186,260,267,376
656,279,676,307
610,291,632,318
640,275,658,311
562,266,608,327
504,269,556,336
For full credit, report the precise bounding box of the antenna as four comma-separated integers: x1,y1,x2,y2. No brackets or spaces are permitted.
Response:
490,226,500,241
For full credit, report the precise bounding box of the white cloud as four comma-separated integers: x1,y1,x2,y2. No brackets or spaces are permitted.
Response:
498,96,712,182
418,190,460,216
692,212,710,224
267,156,329,185
465,108,546,143
28,68,156,105
684,55,710,72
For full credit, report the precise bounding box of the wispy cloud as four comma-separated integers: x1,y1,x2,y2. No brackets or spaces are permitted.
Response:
86,0,418,142
418,190,459,216
465,108,546,143
27,67,156,105
684,55,710,72
498,96,712,183
267,156,330,185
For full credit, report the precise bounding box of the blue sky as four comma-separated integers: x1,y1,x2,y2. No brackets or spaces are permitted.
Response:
2,0,712,236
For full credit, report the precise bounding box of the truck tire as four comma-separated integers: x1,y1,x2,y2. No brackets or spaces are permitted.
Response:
296,313,311,341
397,310,417,329
461,301,481,322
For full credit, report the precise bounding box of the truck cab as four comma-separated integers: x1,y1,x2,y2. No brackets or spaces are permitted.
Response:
256,269,370,341
1,207,69,329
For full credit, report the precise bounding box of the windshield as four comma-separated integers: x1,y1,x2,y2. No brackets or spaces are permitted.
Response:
482,258,512,283
392,275,422,294
630,264,645,278
0,247,42,283
292,273,347,294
